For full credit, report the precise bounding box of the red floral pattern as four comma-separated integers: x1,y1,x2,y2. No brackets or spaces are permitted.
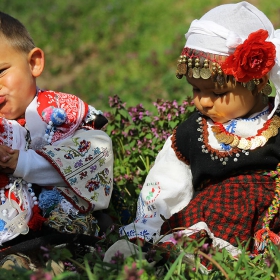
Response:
37,90,88,143
222,29,276,82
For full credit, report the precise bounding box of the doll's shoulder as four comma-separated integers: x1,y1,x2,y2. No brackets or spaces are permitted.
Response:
175,111,201,137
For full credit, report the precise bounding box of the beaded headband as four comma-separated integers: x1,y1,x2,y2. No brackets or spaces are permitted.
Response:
177,25,277,101
176,48,226,86
176,47,265,92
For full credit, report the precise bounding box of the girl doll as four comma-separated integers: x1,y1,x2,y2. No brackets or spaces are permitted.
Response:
118,1,280,257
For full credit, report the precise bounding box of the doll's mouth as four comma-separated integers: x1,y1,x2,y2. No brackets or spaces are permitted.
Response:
0,96,6,105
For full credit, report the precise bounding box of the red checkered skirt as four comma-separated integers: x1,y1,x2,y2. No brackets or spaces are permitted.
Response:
161,172,280,248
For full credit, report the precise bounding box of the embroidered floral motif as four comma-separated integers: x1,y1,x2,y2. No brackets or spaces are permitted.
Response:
85,179,100,192
78,140,91,154
37,90,88,143
38,129,113,213
85,168,112,197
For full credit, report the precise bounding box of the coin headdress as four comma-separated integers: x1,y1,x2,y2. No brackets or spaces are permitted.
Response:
176,1,280,119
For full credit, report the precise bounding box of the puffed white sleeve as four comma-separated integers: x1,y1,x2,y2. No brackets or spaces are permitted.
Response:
13,149,66,186
35,129,114,212
119,135,193,242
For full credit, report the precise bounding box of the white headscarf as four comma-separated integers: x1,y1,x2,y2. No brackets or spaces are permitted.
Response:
184,1,280,118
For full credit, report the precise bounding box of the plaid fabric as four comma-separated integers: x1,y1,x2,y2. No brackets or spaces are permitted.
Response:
161,172,280,248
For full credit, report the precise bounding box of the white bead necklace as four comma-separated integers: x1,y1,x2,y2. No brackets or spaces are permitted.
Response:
0,179,38,218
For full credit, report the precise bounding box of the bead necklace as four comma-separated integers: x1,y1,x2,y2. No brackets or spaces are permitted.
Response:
198,116,242,165
197,112,280,165
42,107,67,144
211,115,280,150
0,179,38,208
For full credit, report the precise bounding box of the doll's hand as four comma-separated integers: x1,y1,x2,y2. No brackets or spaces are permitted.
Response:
0,145,14,163
0,146,18,172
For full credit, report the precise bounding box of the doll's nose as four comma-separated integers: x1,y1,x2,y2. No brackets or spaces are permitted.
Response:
199,95,213,108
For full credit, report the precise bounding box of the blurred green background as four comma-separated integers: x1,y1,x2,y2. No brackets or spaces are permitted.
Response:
1,0,280,112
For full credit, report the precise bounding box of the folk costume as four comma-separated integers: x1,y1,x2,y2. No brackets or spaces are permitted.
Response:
0,89,113,245
118,1,280,256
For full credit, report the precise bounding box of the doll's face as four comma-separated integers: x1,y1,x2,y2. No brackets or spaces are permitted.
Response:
0,37,44,120
187,76,266,124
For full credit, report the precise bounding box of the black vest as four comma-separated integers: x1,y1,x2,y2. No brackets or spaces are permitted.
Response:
172,111,280,190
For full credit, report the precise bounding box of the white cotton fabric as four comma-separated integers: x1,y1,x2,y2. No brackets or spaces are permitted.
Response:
14,149,65,186
119,136,194,242
13,97,65,185
184,1,280,118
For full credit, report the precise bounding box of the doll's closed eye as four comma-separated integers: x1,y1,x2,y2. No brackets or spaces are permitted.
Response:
213,91,228,97
0,68,8,75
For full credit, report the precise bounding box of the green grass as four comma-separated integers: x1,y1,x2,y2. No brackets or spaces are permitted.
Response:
1,0,279,112
0,1,280,278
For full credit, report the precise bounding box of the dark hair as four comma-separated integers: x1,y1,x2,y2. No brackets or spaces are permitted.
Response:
0,11,35,53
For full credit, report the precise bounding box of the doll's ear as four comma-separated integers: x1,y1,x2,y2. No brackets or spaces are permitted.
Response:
28,47,45,77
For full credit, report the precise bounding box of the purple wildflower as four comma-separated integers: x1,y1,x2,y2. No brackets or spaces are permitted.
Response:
123,262,144,280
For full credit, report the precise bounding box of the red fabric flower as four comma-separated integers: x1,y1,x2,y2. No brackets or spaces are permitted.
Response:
222,29,276,82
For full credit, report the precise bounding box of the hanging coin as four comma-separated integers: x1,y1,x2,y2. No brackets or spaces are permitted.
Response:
245,80,255,91
237,138,251,150
262,83,272,95
250,138,260,150
257,136,267,146
200,59,211,79
215,132,228,142
229,135,240,147
211,126,222,133
193,58,200,79
217,74,225,86
176,72,183,79
216,65,225,86
223,134,234,144
188,58,193,78
200,68,211,79
271,125,279,136
261,129,273,140
177,63,187,75
193,67,200,78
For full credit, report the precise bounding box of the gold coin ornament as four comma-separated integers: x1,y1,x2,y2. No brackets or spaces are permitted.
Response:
230,135,240,147
178,63,187,75
237,138,251,150
262,83,272,96
211,115,280,151
188,68,193,78
200,68,212,79
245,80,256,91
193,67,200,79
216,74,225,86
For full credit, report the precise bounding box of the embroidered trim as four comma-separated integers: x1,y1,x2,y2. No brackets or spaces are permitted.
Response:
171,129,190,165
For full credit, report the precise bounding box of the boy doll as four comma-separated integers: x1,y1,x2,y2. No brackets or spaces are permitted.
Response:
0,11,113,246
